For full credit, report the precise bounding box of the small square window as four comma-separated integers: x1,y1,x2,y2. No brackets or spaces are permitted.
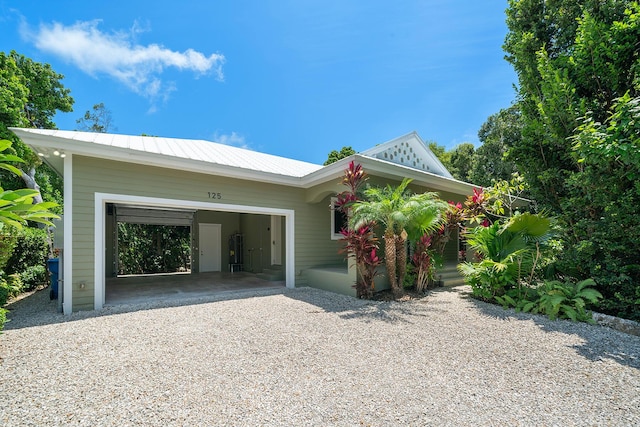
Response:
330,197,348,240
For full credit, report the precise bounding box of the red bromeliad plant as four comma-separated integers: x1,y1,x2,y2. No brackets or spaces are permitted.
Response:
334,161,367,214
412,234,435,292
464,187,491,226
334,161,380,298
339,225,381,298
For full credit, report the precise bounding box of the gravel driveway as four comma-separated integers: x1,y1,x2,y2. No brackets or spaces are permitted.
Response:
1,286,639,426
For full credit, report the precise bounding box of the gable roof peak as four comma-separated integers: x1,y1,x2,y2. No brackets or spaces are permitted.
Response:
360,131,452,178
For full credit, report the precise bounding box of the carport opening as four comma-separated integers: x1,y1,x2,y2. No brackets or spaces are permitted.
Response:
104,202,287,306
117,223,191,276
107,203,194,277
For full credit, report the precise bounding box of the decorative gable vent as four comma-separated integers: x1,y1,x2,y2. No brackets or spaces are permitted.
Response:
361,132,452,178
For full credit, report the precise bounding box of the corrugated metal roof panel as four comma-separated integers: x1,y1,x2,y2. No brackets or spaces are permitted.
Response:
15,129,323,178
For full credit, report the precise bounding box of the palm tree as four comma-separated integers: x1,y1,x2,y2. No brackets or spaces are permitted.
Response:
403,192,451,290
351,178,448,297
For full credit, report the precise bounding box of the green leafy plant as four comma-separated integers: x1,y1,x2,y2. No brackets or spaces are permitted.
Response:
19,264,47,291
4,226,48,273
0,274,23,306
524,279,603,323
458,212,553,300
0,308,7,333
0,140,59,230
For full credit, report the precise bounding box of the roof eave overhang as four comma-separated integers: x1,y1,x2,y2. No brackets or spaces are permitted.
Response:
10,128,309,188
300,154,478,196
11,128,480,196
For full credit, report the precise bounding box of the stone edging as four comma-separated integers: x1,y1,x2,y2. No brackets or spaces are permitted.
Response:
592,312,640,337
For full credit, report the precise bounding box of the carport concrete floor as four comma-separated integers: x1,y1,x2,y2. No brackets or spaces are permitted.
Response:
105,271,284,306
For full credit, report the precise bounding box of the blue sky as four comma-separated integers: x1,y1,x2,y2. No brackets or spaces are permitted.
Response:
1,1,517,164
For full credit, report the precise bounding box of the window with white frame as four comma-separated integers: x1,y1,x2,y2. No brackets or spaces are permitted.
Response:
330,197,348,240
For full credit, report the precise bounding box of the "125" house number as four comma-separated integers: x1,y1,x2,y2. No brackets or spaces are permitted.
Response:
208,192,222,199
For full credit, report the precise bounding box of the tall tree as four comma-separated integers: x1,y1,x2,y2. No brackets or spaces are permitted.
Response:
76,103,115,133
470,106,520,187
0,51,74,205
503,0,636,210
449,143,475,182
503,1,640,319
428,141,452,172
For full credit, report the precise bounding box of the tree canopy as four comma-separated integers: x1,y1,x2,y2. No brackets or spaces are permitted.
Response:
502,0,640,319
76,103,115,133
324,146,356,165
469,106,520,187
0,51,74,206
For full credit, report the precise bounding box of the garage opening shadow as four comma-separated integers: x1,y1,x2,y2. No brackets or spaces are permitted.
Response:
105,271,285,307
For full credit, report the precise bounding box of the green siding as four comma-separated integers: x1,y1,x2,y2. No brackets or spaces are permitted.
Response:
70,155,475,311
71,156,344,310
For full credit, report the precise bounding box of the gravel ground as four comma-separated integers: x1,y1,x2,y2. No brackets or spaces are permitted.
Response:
1,285,639,426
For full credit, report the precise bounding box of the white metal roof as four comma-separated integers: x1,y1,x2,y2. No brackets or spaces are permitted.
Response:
10,127,477,195
10,128,322,179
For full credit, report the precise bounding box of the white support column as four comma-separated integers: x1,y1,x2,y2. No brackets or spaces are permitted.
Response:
94,195,105,310
285,211,295,288
62,155,73,315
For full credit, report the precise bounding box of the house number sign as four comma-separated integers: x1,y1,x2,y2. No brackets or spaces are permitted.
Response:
208,192,222,199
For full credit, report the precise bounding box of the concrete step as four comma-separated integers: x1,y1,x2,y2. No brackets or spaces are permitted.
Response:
257,266,284,281
436,264,465,287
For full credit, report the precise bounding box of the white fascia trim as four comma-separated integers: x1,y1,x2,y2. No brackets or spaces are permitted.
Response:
63,155,73,315
94,193,296,308
300,154,478,195
12,130,312,187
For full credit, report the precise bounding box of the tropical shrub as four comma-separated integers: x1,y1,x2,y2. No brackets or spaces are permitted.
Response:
458,212,553,300
412,234,435,292
526,279,603,323
0,230,18,270
19,264,47,291
0,280,9,306
493,278,603,324
0,273,23,305
5,226,49,268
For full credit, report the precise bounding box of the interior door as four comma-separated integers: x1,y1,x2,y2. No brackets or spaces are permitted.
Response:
199,223,221,272
270,215,282,266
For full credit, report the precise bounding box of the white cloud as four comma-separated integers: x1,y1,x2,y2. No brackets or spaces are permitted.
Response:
213,131,251,150
22,20,225,105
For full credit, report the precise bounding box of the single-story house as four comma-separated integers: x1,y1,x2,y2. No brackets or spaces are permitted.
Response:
11,128,478,314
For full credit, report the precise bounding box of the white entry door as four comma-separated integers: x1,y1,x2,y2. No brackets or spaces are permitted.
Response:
270,215,282,266
199,223,221,272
